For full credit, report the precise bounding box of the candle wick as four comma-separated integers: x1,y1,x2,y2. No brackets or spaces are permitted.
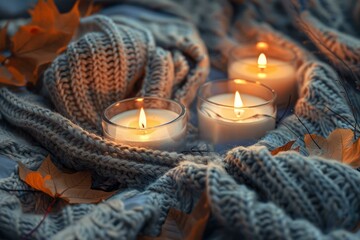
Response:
234,108,244,118
141,123,145,129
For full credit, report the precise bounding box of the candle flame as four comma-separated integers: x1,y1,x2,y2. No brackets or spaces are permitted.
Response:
258,53,267,70
234,91,244,117
139,107,147,129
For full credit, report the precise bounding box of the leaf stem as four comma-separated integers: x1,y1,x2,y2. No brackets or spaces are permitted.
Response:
23,197,58,239
293,112,321,149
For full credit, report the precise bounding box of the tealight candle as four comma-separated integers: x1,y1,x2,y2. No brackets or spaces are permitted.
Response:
228,42,297,107
197,79,276,145
102,97,187,151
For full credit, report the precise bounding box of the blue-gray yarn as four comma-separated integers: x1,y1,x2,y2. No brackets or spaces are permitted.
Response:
0,1,360,240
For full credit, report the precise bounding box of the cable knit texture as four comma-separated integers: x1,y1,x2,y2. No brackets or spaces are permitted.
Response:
0,1,360,239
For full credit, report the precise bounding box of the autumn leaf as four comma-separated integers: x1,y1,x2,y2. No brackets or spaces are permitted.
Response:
9,26,72,84
28,0,79,34
0,23,9,83
78,0,102,17
18,156,115,204
0,65,27,86
271,140,300,155
24,172,53,196
0,56,35,86
304,128,360,168
344,138,360,168
0,23,8,51
139,192,210,240
0,0,80,86
304,129,349,160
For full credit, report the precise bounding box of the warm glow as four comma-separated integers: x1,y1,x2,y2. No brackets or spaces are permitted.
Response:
257,72,267,79
258,53,267,70
256,42,269,50
234,79,247,84
234,91,244,117
139,107,147,129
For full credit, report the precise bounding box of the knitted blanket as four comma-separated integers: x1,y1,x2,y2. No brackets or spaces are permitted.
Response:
0,0,360,239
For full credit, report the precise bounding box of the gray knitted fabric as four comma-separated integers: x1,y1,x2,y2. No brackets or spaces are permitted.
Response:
0,1,360,239
44,15,208,132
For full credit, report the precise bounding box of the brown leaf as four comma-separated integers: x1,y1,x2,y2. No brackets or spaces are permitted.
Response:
0,23,8,51
304,128,360,168
0,65,27,86
18,156,115,204
11,26,72,68
29,0,80,34
139,192,210,240
28,0,57,29
343,135,360,168
1,0,80,86
271,140,299,155
78,0,101,17
0,56,37,86
304,129,353,160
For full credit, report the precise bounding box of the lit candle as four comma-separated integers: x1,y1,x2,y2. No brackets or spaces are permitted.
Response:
228,43,297,107
197,79,276,145
102,97,187,151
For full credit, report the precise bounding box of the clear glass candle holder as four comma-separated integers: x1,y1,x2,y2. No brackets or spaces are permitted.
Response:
228,42,297,107
197,79,276,146
102,97,187,151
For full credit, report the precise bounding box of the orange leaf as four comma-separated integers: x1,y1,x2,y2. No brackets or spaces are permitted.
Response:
29,0,80,34
53,1,80,34
0,23,8,51
18,156,115,204
28,0,58,30
0,65,27,86
304,129,360,168
139,192,210,240
24,172,53,196
304,129,353,160
271,140,299,155
11,26,72,64
1,57,35,86
78,0,101,17
343,135,360,168
1,0,80,86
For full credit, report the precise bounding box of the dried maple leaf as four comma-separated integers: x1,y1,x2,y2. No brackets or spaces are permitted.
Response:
18,156,115,204
343,138,360,168
0,65,27,86
78,0,102,17
139,192,210,240
28,0,79,35
0,0,80,86
271,140,300,155
0,23,8,51
304,128,360,168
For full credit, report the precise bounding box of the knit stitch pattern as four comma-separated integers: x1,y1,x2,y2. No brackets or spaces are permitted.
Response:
0,1,360,239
